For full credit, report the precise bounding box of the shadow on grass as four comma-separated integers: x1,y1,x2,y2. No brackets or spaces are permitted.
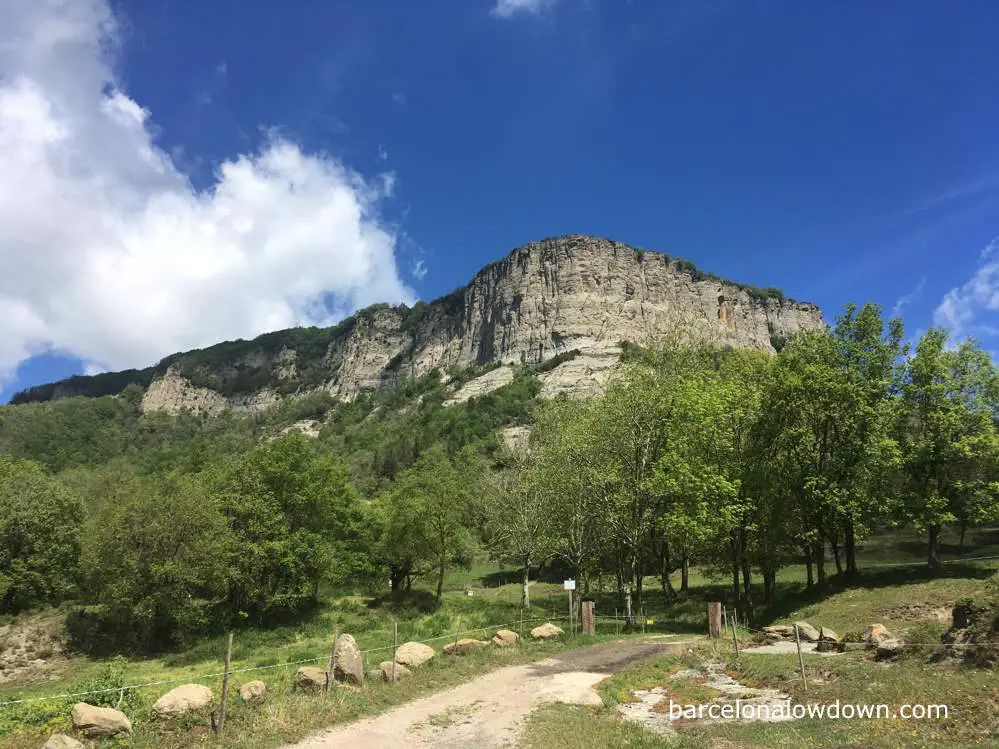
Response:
366,589,441,617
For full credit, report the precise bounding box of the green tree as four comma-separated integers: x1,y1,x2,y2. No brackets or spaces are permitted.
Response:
213,434,369,621
380,444,479,600
899,328,999,570
0,457,82,613
75,465,228,651
482,450,558,608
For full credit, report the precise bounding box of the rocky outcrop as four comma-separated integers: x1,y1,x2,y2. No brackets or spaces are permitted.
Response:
793,621,820,642
394,641,436,668
492,629,519,647
23,236,824,412
153,684,213,718
71,703,132,738
239,680,267,704
43,735,84,749
378,661,411,682
333,634,364,685
443,638,490,655
530,623,564,640
293,666,327,693
140,365,279,415
443,366,515,405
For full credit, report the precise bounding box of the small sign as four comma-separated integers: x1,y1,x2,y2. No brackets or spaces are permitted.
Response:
563,579,576,591
646,618,655,626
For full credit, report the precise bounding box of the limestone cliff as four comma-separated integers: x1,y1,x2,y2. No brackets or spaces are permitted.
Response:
11,235,824,413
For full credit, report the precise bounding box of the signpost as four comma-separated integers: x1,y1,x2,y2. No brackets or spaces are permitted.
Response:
564,579,576,635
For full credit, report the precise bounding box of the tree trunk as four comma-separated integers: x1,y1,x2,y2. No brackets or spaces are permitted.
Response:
436,559,445,600
815,540,826,586
763,568,776,603
522,556,531,609
844,517,857,579
740,556,753,622
731,531,741,609
928,524,942,572
659,539,676,602
805,550,814,587
635,559,644,610
680,556,690,592
831,537,842,577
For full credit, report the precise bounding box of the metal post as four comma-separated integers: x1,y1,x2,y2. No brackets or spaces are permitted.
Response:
519,607,524,644
641,607,646,635
794,625,807,691
615,608,619,635
721,605,727,633
216,632,233,737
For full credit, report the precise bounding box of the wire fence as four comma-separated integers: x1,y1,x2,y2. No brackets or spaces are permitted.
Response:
0,615,576,708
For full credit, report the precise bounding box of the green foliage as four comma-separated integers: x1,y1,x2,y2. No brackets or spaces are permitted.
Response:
0,457,82,613
535,349,582,373
899,328,999,568
211,434,373,624
71,466,229,653
375,444,482,599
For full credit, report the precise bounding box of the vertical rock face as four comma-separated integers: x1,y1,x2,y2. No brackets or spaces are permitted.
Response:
16,235,824,412
351,235,823,399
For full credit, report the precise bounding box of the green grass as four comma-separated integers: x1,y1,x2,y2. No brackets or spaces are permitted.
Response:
4,527,999,748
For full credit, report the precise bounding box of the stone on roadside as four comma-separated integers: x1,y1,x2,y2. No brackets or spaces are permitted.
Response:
816,628,845,653
43,735,84,749
394,641,436,668
238,680,266,705
294,666,328,693
378,661,411,682
762,625,795,640
530,623,564,641
443,638,490,655
153,683,213,718
876,638,905,661
71,703,132,738
864,624,892,649
793,621,820,642
492,629,519,647
333,634,365,685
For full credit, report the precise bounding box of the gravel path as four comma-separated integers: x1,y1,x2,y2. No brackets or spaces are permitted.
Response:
286,638,691,749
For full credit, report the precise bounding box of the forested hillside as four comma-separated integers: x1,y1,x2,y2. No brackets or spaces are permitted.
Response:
1,301,998,661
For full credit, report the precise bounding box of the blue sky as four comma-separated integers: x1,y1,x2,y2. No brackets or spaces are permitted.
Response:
3,0,999,401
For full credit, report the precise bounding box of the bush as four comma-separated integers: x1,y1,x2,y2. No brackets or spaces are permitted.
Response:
904,620,947,660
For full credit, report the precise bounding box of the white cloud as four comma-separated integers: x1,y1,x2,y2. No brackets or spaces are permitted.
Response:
412,259,427,280
391,92,407,106
0,0,414,383
377,144,388,161
933,237,999,340
491,0,559,19
891,276,926,317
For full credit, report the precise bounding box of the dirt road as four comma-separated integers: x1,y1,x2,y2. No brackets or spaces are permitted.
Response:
287,638,690,749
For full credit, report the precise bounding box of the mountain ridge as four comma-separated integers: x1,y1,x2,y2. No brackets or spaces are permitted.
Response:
10,235,824,410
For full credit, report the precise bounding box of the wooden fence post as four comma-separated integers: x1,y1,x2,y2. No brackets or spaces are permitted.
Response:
730,610,740,656
392,622,398,683
454,616,461,650
581,601,595,636
794,624,808,691
707,602,722,638
215,632,233,738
